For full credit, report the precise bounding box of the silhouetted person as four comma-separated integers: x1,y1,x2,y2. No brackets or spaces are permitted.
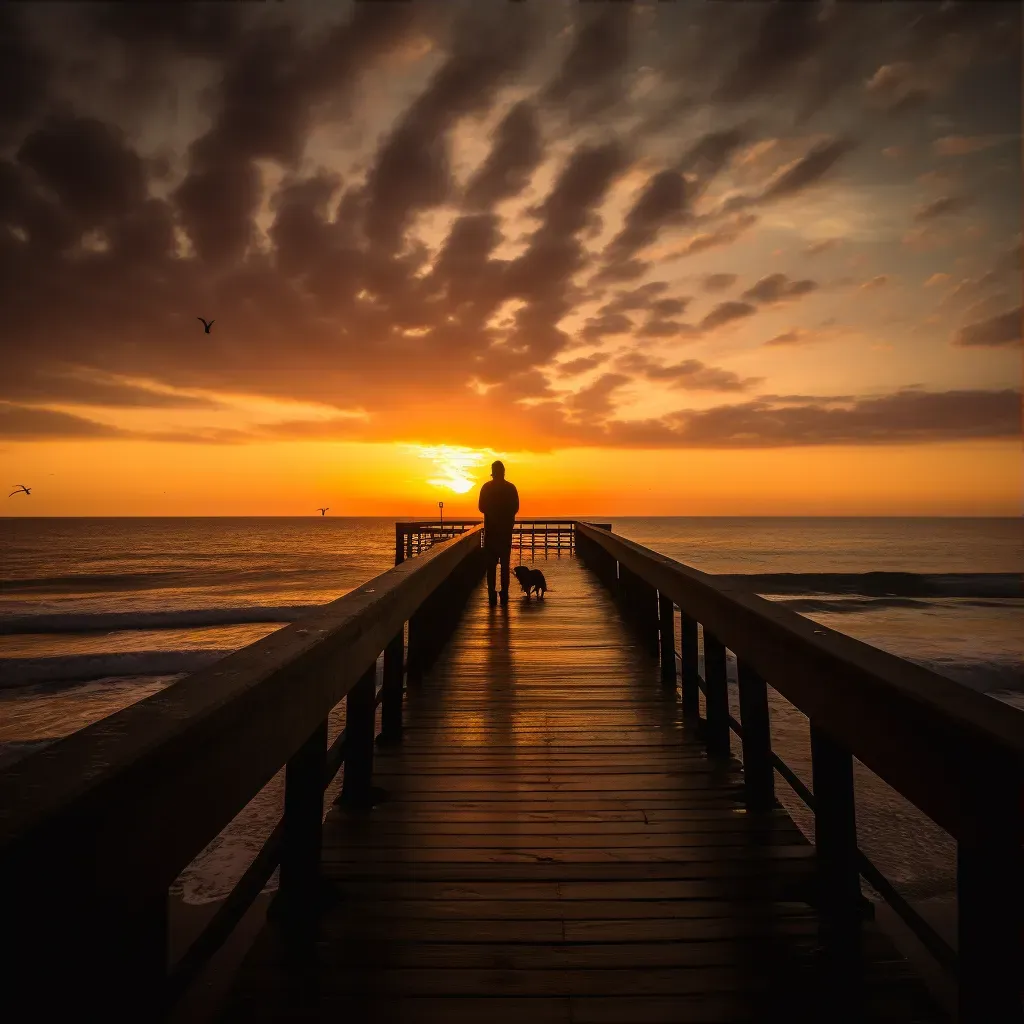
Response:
478,460,519,607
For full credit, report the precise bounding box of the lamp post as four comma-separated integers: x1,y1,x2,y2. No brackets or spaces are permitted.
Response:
438,501,443,529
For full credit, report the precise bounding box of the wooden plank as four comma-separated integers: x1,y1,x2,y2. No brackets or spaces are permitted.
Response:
219,555,941,1024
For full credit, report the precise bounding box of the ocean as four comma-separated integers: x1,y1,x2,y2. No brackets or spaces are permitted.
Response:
1,516,1020,908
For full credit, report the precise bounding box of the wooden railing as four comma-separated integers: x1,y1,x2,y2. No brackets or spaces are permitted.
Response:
575,523,1023,1023
0,527,486,1016
395,518,606,563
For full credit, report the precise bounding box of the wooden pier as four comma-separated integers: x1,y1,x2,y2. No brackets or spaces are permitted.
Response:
1,522,1021,1022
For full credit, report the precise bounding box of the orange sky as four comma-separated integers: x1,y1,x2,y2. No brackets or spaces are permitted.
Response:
2,438,1018,517
1,3,1020,517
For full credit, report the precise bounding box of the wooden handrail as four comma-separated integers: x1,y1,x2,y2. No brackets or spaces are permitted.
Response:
0,525,485,1012
576,522,1023,1021
577,523,1024,838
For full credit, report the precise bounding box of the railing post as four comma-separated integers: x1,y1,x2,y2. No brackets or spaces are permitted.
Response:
658,594,676,690
736,659,775,811
275,717,328,922
703,631,730,758
809,723,863,1014
378,631,404,745
679,613,700,720
394,524,404,565
340,664,376,808
957,762,1023,1023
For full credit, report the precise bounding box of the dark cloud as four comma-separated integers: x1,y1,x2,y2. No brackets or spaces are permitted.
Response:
764,329,812,347
760,137,856,202
580,313,633,342
600,388,1021,449
0,9,51,145
541,4,633,117
0,371,220,409
702,273,737,292
463,101,543,210
741,273,818,305
637,319,696,340
563,372,631,418
0,403,126,439
913,195,971,222
617,353,759,392
17,115,146,227
558,353,610,376
953,307,1022,348
677,128,750,184
670,213,758,258
717,3,824,104
502,141,630,371
603,170,688,264
364,10,540,253
700,301,757,331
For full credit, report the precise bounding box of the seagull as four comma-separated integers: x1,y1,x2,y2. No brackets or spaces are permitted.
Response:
9,484,31,497
197,317,215,333
317,507,329,516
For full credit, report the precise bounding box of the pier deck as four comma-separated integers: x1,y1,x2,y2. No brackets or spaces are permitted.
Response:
220,557,942,1023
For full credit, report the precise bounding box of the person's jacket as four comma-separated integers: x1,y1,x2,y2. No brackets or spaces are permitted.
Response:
478,479,520,537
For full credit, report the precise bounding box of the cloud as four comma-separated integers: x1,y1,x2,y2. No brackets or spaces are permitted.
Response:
17,114,147,227
600,388,1021,449
716,3,824,103
932,135,1011,157
616,352,760,392
913,195,970,222
0,371,221,409
0,403,126,439
924,272,951,288
702,273,737,292
741,273,818,305
580,312,633,342
541,4,633,116
463,101,543,210
860,275,889,291
362,9,540,253
668,212,758,258
803,238,841,257
557,353,609,376
760,137,857,202
953,307,1022,348
700,301,757,330
764,329,811,347
0,2,1018,460
602,169,688,265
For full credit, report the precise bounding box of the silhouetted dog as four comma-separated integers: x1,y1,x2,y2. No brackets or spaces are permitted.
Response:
513,565,547,598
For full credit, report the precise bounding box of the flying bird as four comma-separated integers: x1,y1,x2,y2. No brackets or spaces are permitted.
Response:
9,484,31,497
317,507,329,516
197,317,215,333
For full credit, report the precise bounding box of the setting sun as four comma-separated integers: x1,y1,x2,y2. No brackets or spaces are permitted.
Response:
413,445,497,496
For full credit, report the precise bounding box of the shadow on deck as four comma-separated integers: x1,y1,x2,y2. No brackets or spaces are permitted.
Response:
219,557,941,1023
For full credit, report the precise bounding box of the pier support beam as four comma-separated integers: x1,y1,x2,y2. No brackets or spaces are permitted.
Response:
703,631,730,758
275,717,328,924
810,723,863,1016
957,761,1023,1023
737,659,775,811
339,665,376,809
378,630,405,745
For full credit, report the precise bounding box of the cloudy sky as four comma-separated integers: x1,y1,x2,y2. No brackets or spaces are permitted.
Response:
1,1,1020,515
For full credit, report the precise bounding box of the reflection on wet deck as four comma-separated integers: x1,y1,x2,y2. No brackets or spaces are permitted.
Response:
221,556,943,1023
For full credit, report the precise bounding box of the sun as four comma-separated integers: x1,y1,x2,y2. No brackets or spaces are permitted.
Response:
408,445,494,495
